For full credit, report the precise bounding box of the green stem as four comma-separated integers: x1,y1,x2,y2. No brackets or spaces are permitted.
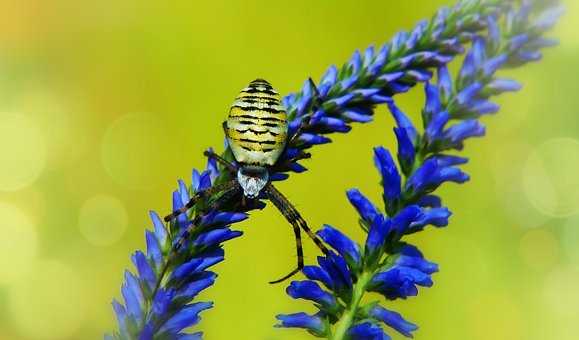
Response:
329,271,373,340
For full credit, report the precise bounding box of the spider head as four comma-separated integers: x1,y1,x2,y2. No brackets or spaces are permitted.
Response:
237,165,269,198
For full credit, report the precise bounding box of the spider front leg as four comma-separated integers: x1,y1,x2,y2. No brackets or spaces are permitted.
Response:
203,149,237,175
172,181,241,251
265,183,329,284
164,179,238,222
152,181,241,297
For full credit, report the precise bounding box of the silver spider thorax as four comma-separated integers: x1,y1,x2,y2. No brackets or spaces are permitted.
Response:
237,165,269,198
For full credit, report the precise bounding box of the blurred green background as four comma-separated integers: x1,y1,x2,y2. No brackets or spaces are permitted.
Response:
0,0,577,339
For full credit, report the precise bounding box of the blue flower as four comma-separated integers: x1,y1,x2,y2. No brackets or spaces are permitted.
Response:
348,323,391,340
275,313,329,337
368,305,418,338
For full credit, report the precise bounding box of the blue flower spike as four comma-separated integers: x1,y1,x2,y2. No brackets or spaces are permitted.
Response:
109,0,561,338
277,1,561,339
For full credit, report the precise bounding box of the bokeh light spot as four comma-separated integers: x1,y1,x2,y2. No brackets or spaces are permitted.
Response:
522,138,579,217
491,141,547,229
0,112,46,191
9,260,85,339
101,113,178,190
543,266,579,318
79,194,128,246
562,216,579,266
0,203,38,284
468,293,522,340
519,228,560,271
554,0,579,50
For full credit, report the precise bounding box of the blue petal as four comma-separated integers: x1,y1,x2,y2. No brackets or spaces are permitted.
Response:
369,44,389,75
416,195,442,208
456,83,483,107
298,133,331,146
178,179,189,204
350,50,363,73
485,78,522,94
122,271,144,321
395,254,439,275
112,300,128,336
363,45,375,68
405,158,469,194
303,265,333,290
149,211,168,247
191,170,201,192
198,171,212,191
202,211,248,226
330,93,356,107
317,117,351,133
391,206,422,235
275,312,327,335
151,288,174,317
161,302,213,333
342,107,374,123
317,254,353,292
321,64,338,84
409,207,452,232
437,66,453,103
346,189,380,223
425,111,449,143
369,305,418,338
317,225,362,268
443,120,486,146
366,215,390,262
132,251,156,291
430,155,468,167
394,127,416,173
176,272,217,300
424,83,442,123
145,230,163,269
348,322,391,340
373,147,402,206
193,228,242,248
286,281,337,310
386,103,417,142
483,55,508,77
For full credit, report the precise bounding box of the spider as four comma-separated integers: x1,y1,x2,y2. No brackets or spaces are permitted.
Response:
164,78,329,284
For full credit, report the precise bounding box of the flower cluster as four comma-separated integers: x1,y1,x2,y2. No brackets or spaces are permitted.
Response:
276,1,561,339
274,0,510,179
106,156,248,340
107,0,561,338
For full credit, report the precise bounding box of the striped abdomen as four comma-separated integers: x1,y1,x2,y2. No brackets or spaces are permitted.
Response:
225,79,288,166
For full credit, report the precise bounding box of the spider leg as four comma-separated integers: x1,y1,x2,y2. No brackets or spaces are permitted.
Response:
152,182,241,297
173,181,241,251
203,149,237,174
265,183,329,284
269,222,303,284
164,179,238,222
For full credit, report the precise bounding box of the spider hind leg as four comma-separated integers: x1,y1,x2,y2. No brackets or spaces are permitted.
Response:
265,183,329,284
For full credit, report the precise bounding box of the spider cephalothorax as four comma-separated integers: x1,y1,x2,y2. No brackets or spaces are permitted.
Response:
164,79,329,283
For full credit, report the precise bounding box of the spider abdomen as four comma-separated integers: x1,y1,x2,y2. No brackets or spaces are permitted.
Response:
225,79,288,166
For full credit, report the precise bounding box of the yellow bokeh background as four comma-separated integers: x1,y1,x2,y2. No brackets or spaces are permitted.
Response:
0,0,578,339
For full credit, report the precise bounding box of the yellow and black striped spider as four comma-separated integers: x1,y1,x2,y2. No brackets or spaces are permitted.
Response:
164,79,329,284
